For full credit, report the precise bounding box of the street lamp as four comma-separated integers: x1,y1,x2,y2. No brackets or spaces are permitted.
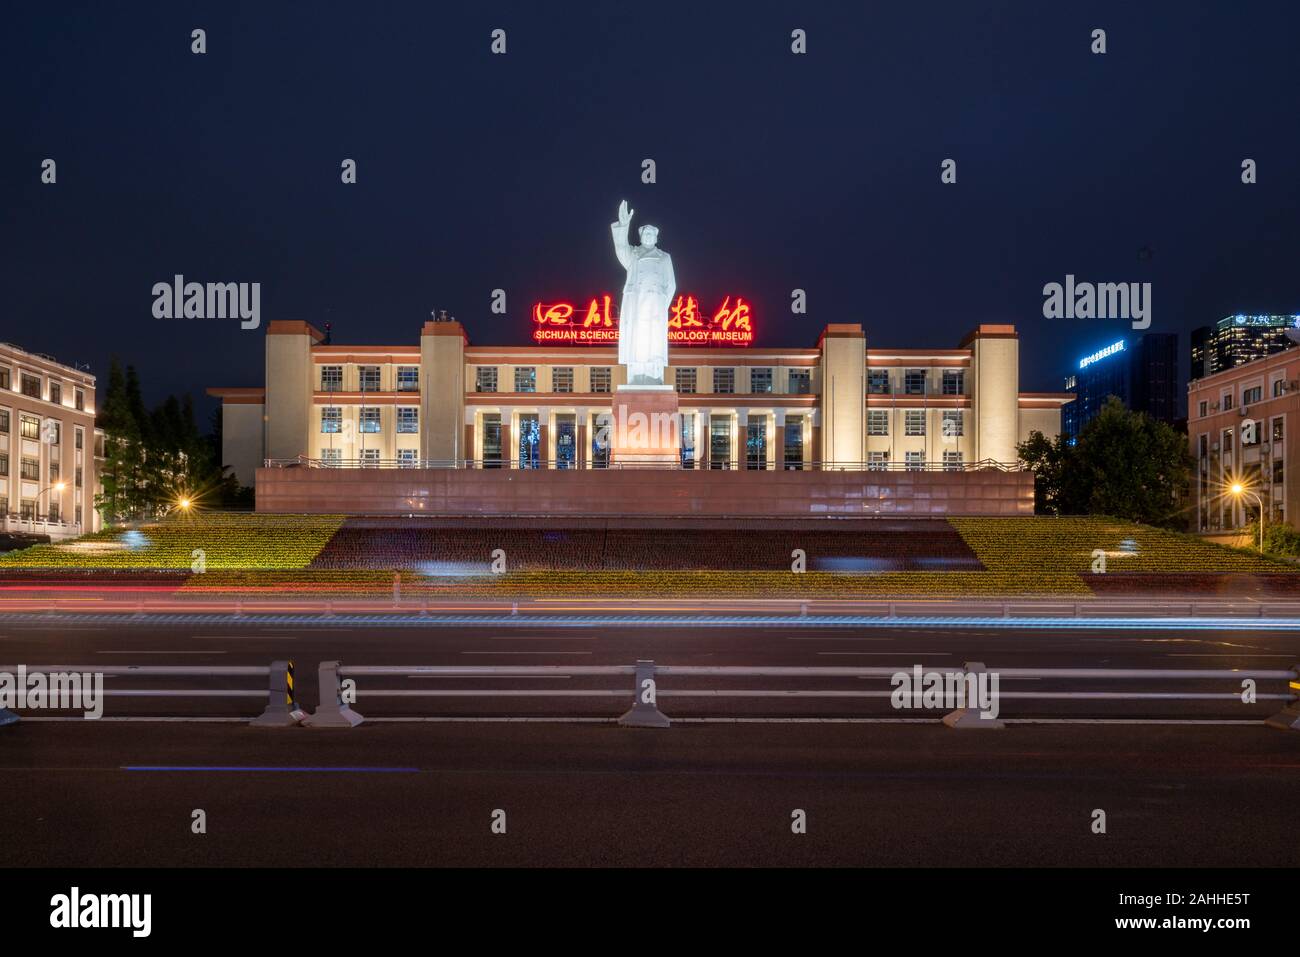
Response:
1229,482,1264,552
35,481,67,526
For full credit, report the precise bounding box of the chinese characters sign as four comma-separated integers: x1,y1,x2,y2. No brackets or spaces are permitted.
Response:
532,294,754,346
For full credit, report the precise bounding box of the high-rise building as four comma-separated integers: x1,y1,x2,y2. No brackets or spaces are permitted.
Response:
1190,314,1300,381
1062,333,1179,442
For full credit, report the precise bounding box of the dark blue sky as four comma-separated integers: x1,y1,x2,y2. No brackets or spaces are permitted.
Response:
5,1,1299,415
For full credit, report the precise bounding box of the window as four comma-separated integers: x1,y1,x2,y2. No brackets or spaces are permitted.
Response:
556,414,577,469
868,451,889,471
47,421,60,446
675,368,697,394
552,367,574,393
750,368,773,394
590,367,612,393
1198,401,1207,418
1273,417,1285,443
0,453,7,477
1243,386,1263,405
514,367,537,393
20,414,39,440
321,448,342,467
788,369,811,394
20,374,40,399
360,449,380,467
709,415,732,469
868,370,890,394
783,415,804,470
482,413,504,468
74,388,84,411
75,427,83,450
745,418,768,469
47,501,60,523
0,367,9,390
321,408,342,433
944,451,963,470
1274,458,1284,485
359,407,381,433
905,450,925,471
867,410,889,436
396,367,419,392
20,457,39,481
941,370,965,396
713,368,735,394
75,466,83,488
324,362,347,392
1274,378,1287,398
1222,391,1235,410
49,461,59,483
904,370,927,395
517,413,540,468
905,410,926,436
941,410,963,438
75,504,82,526
49,382,62,405
397,407,418,433
397,449,418,467
20,500,35,521
359,366,381,392
476,367,498,393
0,409,8,433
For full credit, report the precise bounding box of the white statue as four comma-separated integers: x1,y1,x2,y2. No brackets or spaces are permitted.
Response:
611,200,675,385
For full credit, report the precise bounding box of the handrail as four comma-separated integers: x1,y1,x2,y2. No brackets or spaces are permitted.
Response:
303,659,1300,731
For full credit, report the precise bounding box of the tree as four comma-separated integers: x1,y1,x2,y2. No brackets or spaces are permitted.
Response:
1018,397,1191,528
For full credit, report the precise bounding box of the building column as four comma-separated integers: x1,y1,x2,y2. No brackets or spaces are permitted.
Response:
809,408,822,469
538,406,551,468
577,406,589,469
774,409,786,470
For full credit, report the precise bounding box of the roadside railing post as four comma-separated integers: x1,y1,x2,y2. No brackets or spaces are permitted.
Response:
618,659,671,728
941,661,1005,729
303,660,364,728
1265,665,1300,732
251,659,304,727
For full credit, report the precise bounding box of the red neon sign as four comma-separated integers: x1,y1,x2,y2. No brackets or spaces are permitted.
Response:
532,294,755,346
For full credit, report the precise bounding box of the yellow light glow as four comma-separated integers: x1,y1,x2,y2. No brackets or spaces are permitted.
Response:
1230,483,1244,495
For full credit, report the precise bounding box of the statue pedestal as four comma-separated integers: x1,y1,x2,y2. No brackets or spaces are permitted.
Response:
611,385,680,468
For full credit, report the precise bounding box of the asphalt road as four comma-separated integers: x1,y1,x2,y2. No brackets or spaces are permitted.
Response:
0,620,1297,720
2,721,1297,867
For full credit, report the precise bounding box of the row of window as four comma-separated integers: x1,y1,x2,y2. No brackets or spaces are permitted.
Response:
3,499,84,523
0,452,85,486
1195,375,1291,418
870,369,965,396
319,365,420,392
321,407,419,434
0,410,85,448
0,366,88,409
867,409,964,437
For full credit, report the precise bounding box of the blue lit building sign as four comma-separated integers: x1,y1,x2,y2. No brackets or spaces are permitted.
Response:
1078,340,1125,369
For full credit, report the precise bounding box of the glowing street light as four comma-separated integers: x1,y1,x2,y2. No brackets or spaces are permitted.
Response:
1228,482,1264,553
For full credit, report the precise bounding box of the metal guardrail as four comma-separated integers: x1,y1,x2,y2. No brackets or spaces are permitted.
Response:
264,455,1023,473
303,659,1300,731
0,661,301,727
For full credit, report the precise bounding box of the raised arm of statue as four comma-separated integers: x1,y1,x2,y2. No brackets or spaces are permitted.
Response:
611,199,634,269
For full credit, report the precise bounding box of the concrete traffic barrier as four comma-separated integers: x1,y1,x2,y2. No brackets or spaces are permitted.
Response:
617,659,671,728
941,661,1005,729
303,660,363,728
251,659,304,727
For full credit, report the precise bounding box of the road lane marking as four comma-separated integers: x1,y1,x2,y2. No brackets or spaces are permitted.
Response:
97,650,227,655
122,766,421,773
460,650,592,655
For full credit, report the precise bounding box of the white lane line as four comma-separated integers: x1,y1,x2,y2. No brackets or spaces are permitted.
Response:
487,635,599,641
817,652,952,657
97,650,227,655
786,636,889,641
1165,653,1297,658
459,651,592,656
192,635,297,641
406,675,571,680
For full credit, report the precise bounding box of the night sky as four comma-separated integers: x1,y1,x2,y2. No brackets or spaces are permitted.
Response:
6,1,1300,417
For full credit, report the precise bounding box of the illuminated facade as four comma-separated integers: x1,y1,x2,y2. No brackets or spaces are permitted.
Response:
0,343,103,539
1188,348,1300,532
210,320,1069,489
